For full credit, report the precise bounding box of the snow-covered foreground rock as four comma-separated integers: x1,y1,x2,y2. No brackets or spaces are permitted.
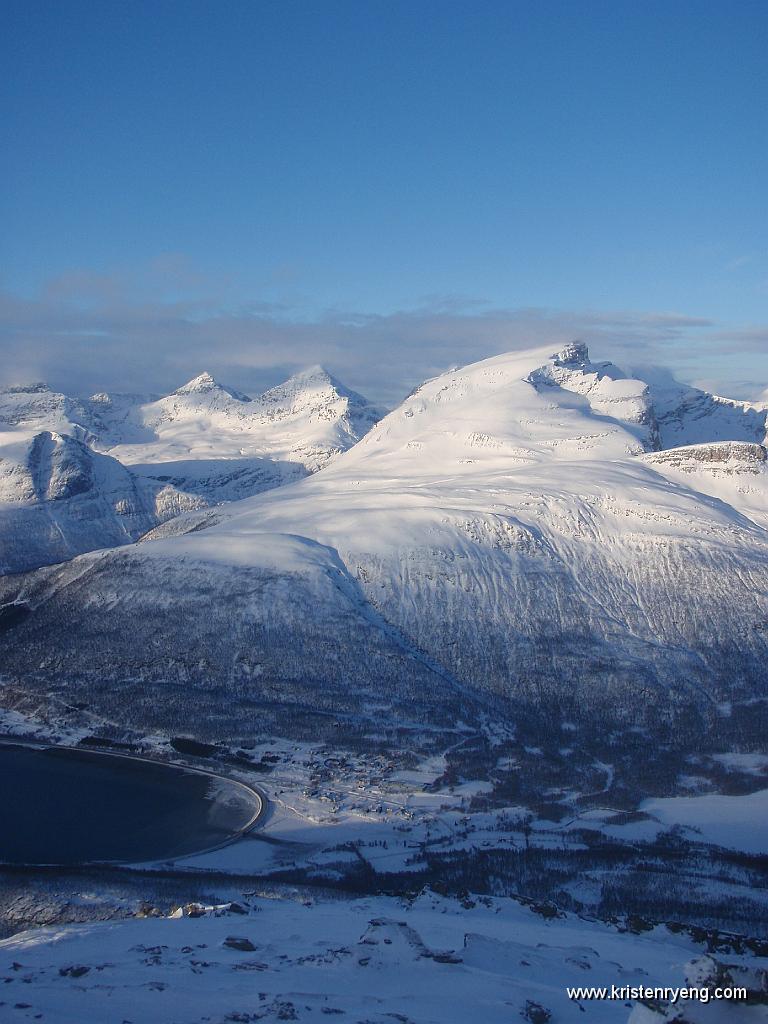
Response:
0,369,384,572
2,890,765,1024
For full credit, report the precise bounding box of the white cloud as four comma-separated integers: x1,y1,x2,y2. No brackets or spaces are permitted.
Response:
1,270,765,405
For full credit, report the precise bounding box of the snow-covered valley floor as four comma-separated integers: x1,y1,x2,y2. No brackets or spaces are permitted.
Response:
3,712,768,1023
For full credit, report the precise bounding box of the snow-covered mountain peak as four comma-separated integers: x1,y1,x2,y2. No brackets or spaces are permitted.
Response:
5,342,765,581
4,342,768,755
279,363,370,401
81,365,384,479
172,371,251,402
649,379,767,448
538,342,633,389
259,364,361,411
0,426,195,572
256,366,385,451
283,363,335,386
528,345,656,446
552,340,591,366
342,344,657,476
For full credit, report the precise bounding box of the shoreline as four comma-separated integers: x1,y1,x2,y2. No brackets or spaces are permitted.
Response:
0,737,268,868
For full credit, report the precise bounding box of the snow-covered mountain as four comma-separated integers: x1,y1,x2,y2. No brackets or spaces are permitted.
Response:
101,366,385,504
4,345,768,1023
0,368,384,469
0,430,205,574
0,368,384,572
92,366,384,470
650,377,767,449
0,382,92,437
2,343,766,744
247,365,386,470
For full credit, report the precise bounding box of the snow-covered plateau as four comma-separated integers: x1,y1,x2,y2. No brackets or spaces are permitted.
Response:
2,342,768,1021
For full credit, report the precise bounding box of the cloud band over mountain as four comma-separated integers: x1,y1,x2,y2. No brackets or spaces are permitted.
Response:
1,273,766,407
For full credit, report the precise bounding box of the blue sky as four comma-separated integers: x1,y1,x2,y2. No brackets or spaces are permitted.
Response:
1,0,766,402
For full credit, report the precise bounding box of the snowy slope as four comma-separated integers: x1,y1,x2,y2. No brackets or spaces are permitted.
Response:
642,441,768,530
2,343,767,741
0,430,204,574
1,890,763,1024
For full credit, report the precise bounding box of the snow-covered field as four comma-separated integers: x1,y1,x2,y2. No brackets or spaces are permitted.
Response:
3,710,767,935
1,722,768,1021
640,790,768,855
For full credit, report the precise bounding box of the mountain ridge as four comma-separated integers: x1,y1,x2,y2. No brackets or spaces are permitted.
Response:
2,342,767,746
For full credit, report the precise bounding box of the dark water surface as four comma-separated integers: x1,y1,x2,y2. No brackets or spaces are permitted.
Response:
0,743,261,865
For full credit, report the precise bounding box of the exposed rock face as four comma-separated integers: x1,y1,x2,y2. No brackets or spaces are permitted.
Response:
27,431,94,501
641,440,768,531
644,440,766,472
553,341,590,366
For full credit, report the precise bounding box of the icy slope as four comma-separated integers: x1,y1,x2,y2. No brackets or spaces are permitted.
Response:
2,344,767,740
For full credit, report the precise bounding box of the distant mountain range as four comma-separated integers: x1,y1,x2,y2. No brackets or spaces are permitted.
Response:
0,367,384,573
1,342,766,749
